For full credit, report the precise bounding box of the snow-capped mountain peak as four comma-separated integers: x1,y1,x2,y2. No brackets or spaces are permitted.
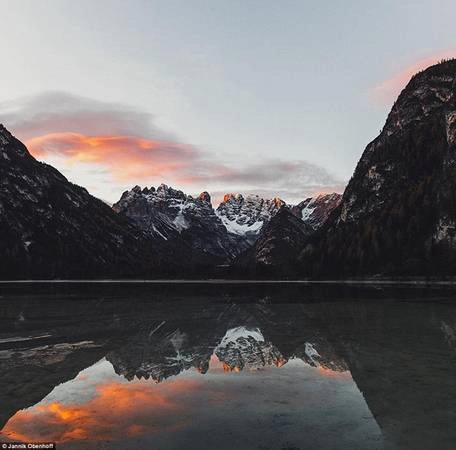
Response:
114,184,341,266
291,193,342,230
198,191,211,203
216,193,285,237
113,184,249,262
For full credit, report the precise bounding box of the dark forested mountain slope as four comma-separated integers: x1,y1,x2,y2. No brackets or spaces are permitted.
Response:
0,122,340,278
235,208,314,275
301,59,456,276
0,125,157,278
113,187,340,265
0,125,213,278
6,61,455,278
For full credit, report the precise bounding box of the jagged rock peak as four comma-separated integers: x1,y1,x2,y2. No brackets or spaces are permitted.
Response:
272,196,286,208
117,184,217,206
156,183,186,199
198,191,211,203
216,193,286,236
113,183,246,261
120,183,189,202
0,124,28,158
223,193,244,203
291,192,342,230
0,124,12,142
382,58,456,138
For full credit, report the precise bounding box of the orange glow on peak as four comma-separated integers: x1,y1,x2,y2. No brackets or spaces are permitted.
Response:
222,362,242,372
275,358,288,368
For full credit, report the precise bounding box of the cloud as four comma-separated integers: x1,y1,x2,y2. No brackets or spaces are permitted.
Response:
181,159,338,188
370,49,456,106
0,91,344,203
0,91,172,141
183,159,345,205
27,132,199,181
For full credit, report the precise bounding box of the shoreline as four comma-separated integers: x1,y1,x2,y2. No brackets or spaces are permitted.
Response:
1,278,456,286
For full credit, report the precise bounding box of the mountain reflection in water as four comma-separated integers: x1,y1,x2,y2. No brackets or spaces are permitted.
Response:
1,283,456,449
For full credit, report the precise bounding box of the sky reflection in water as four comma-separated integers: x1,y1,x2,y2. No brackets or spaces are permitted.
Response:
2,283,456,449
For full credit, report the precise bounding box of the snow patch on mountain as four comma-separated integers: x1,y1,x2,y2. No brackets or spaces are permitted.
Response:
220,216,264,236
113,184,249,261
291,193,342,230
216,193,285,237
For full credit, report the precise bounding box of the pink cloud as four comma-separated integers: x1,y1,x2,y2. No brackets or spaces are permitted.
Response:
26,132,199,181
371,49,456,106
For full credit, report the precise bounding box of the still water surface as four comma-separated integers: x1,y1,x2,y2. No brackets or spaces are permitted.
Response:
1,283,456,449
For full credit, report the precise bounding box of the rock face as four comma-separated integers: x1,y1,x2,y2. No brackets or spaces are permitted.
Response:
302,59,456,276
0,125,160,278
224,194,341,274
114,188,342,269
291,193,342,230
216,193,285,243
113,185,249,262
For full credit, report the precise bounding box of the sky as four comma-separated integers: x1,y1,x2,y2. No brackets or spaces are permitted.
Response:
0,0,455,205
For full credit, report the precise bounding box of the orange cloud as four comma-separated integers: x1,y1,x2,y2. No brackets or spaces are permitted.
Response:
371,49,456,106
26,132,199,181
2,378,201,444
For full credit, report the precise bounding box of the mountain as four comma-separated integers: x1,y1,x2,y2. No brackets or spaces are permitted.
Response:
300,59,456,276
216,193,285,243
113,188,342,270
0,125,222,279
235,208,314,275
231,193,341,275
113,185,249,262
0,125,160,278
291,193,342,230
0,122,342,278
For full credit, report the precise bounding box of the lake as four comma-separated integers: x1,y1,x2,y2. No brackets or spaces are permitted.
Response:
1,282,456,449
